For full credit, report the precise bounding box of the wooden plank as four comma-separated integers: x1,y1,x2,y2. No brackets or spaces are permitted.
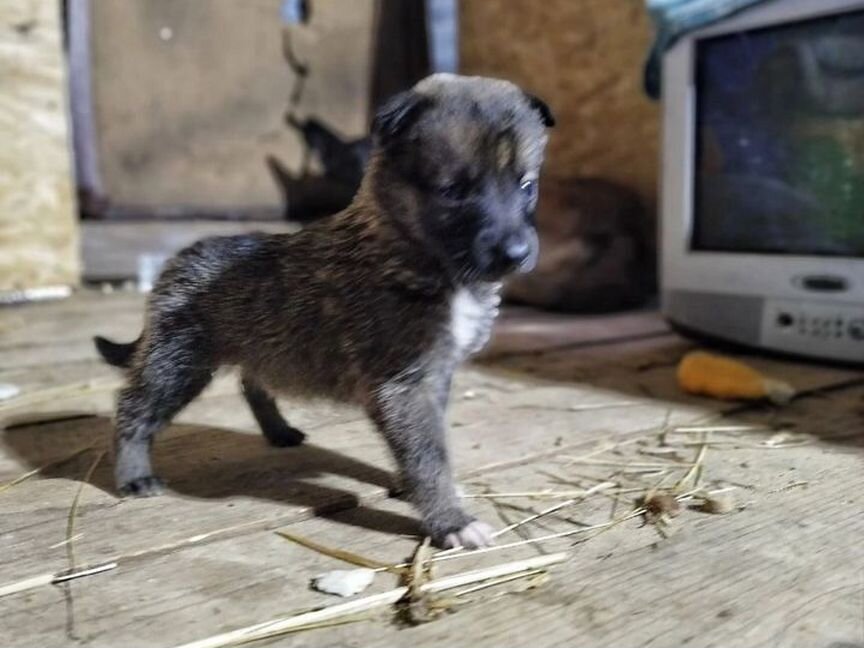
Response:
0,313,144,372
81,221,295,282
1,305,859,580
0,378,694,580
0,343,735,586
1,351,857,586
0,0,78,293
0,290,144,348
3,291,863,647
2,383,862,647
0,504,430,648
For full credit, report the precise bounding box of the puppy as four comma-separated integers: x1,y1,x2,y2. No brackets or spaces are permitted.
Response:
94,74,554,549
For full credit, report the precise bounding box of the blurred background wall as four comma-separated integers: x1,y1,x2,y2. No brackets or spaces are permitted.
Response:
461,0,660,213
0,0,660,300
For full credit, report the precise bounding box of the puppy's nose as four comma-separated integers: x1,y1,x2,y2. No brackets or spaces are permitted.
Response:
501,237,531,268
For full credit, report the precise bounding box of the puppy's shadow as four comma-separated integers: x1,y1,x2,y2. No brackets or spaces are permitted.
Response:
1,415,420,537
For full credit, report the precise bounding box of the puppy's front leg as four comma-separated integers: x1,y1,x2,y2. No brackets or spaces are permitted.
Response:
369,375,494,549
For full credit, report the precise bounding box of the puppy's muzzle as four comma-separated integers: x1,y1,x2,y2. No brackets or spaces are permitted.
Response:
474,227,538,279
498,235,532,270
495,230,538,275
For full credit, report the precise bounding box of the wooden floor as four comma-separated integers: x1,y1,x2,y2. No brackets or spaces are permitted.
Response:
1,290,862,648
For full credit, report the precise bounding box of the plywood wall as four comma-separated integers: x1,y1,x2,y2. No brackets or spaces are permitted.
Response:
85,0,378,215
0,0,79,293
460,0,660,212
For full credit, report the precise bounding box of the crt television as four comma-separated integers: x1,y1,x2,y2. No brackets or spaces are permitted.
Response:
660,0,864,363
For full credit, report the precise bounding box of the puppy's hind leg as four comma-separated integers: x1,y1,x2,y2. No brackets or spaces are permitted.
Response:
115,341,214,496
241,378,306,447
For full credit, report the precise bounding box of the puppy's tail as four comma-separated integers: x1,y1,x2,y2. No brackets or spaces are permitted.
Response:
94,336,139,369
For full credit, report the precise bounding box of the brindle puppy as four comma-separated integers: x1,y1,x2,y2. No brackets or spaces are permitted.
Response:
95,74,554,549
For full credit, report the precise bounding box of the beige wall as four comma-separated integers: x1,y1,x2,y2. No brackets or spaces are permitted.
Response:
461,0,660,212
87,0,377,213
0,0,79,293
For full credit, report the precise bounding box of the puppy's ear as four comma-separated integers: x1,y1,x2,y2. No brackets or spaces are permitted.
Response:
524,92,556,128
265,154,293,196
372,91,434,146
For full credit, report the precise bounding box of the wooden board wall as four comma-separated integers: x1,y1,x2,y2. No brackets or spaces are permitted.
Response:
0,0,79,293
460,0,660,213
83,0,378,216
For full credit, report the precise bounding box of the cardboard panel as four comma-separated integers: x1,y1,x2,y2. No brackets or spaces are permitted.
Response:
82,0,379,216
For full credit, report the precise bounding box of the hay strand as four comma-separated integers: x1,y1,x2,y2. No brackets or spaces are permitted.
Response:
276,530,399,573
0,561,117,598
170,552,569,648
674,434,708,491
65,450,105,572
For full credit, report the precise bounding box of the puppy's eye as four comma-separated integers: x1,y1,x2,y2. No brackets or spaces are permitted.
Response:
438,179,470,202
520,178,537,199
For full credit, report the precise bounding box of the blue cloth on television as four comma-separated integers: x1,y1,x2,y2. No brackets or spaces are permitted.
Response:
644,0,772,98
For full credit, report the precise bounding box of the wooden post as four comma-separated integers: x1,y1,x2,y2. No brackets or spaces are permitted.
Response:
0,0,79,298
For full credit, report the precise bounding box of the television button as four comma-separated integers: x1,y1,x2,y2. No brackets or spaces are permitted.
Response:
849,319,864,341
776,312,794,328
796,275,849,292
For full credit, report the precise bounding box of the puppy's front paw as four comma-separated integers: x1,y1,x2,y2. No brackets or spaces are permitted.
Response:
119,476,165,497
441,520,496,550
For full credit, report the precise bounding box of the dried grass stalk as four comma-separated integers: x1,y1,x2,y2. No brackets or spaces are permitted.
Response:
65,451,105,572
672,425,768,433
511,402,641,413
410,481,616,568
556,437,647,466
492,481,616,539
451,568,548,598
462,490,610,499
0,561,117,598
171,552,569,648
276,530,399,573
674,434,708,491
561,459,685,469
0,573,54,597
431,511,645,561
400,537,437,624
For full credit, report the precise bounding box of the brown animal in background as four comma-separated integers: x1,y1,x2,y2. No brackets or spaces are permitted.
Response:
504,177,655,313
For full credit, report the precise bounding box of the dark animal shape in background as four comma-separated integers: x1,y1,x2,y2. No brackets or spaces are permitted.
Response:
286,114,371,187
504,177,656,313
267,116,370,223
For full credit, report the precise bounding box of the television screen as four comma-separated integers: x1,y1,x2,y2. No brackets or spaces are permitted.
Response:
692,9,864,258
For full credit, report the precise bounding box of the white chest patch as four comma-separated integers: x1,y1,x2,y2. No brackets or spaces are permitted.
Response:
449,285,501,355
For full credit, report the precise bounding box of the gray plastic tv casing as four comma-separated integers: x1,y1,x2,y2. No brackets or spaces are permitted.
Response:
660,0,864,364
